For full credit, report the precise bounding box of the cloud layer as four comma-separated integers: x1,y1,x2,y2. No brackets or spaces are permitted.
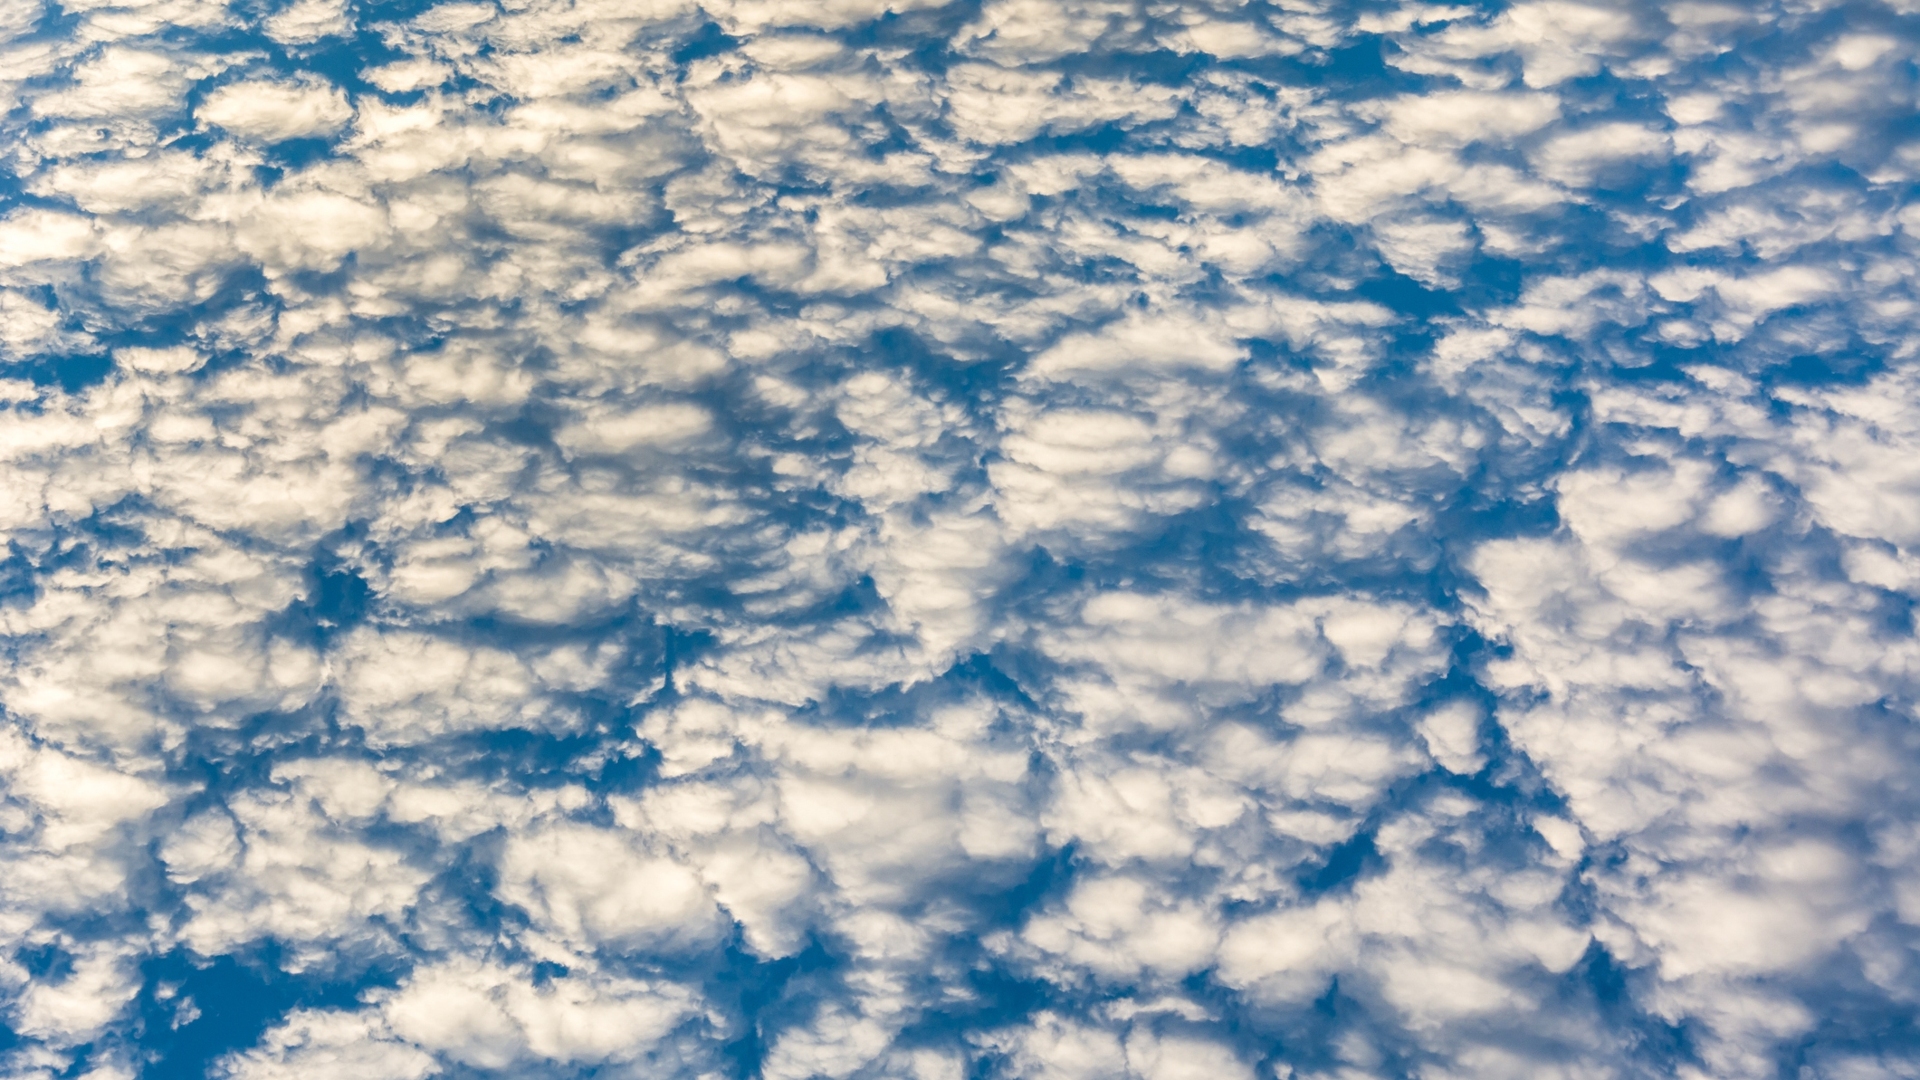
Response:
1,1,1918,1078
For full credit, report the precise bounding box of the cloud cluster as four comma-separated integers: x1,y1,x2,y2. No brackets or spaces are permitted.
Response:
1,1,1918,1078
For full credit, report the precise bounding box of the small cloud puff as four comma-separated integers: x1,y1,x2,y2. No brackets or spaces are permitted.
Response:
198,77,353,142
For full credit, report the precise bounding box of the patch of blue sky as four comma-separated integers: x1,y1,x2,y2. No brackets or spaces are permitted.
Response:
1,1,1919,1078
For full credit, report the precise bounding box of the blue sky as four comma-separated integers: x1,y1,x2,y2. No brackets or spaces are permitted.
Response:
1,1,1918,1078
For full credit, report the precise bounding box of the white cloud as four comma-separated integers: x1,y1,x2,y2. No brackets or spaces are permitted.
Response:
199,78,353,142
496,823,725,948
263,0,350,43
1024,313,1244,381
238,188,389,273
333,629,549,745
1021,872,1221,980
1419,700,1485,775
1396,2,1650,89
30,47,196,122
383,960,699,1069
0,209,99,267
955,0,1138,64
555,401,715,455
1124,1030,1255,1080
1529,122,1670,187
1369,90,1562,147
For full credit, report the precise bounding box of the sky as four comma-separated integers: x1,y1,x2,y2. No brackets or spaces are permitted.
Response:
0,0,1918,1078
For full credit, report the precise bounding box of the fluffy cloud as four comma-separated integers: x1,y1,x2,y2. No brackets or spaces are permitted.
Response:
197,77,352,142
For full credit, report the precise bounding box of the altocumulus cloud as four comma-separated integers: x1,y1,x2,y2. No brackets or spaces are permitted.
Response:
0,0,1917,1078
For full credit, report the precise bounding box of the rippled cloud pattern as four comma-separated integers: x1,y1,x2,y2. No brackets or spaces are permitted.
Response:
1,1,1918,1077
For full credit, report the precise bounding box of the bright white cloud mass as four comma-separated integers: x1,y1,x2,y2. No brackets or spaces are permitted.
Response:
0,0,1916,1077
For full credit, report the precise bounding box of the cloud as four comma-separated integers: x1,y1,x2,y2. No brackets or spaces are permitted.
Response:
198,77,353,142
0,209,99,267
1367,90,1563,147
381,960,701,1070
495,823,726,949
264,0,350,44
221,1008,436,1080
29,46,199,123
1529,121,1671,187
